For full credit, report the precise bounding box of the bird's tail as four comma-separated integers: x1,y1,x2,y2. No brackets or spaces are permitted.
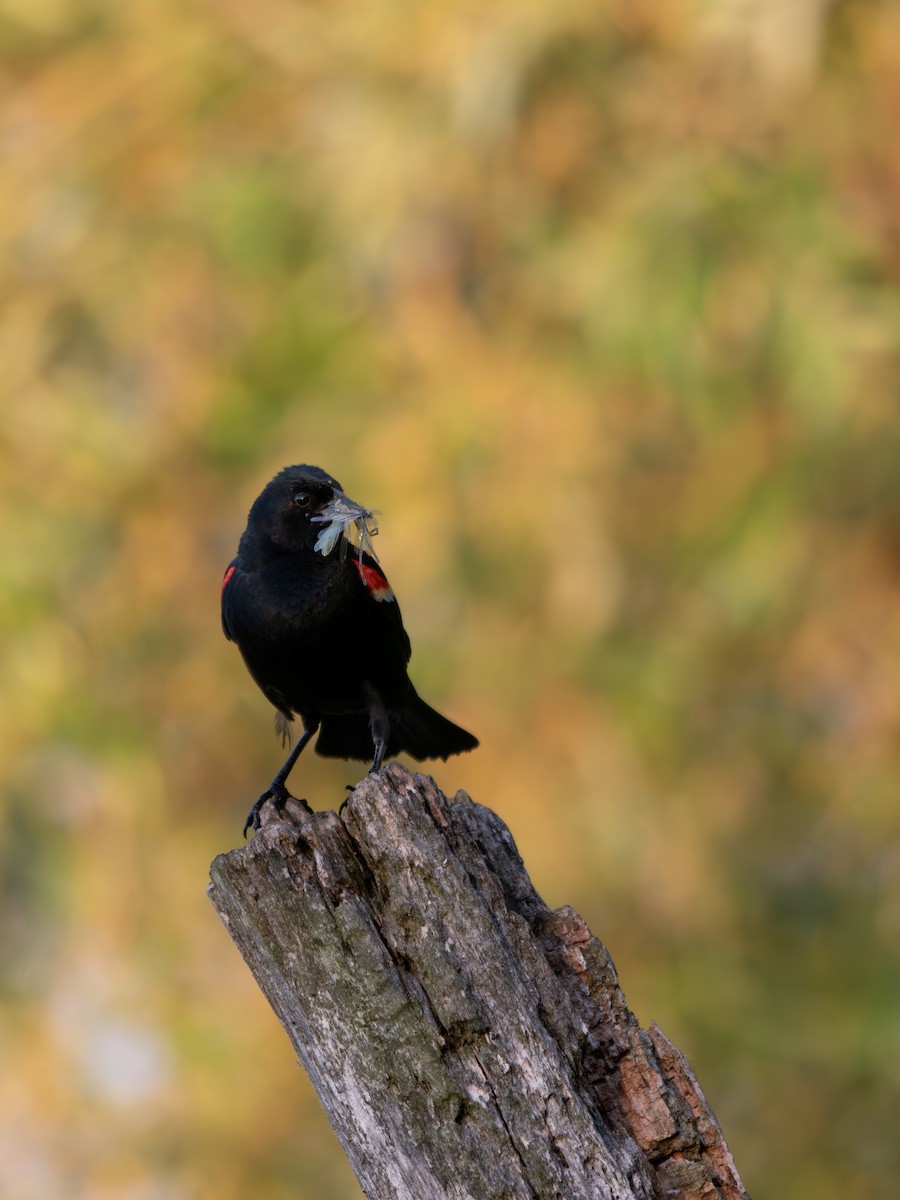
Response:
314,688,477,763
391,688,479,761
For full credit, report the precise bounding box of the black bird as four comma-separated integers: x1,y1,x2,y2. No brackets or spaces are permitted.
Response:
222,465,478,833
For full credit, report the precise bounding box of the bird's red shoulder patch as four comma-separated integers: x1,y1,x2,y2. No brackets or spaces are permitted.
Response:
221,564,236,594
353,560,394,602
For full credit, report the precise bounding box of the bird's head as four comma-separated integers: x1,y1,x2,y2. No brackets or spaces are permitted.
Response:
242,465,379,561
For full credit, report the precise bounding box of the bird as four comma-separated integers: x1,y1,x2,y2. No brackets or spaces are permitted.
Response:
222,465,478,834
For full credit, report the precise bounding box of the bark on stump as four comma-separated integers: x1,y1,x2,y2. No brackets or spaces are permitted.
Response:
208,762,749,1200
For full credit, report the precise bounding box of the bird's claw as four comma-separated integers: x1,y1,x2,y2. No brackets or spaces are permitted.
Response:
243,782,311,838
338,785,354,818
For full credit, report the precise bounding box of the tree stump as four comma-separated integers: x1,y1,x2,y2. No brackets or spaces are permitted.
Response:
208,762,749,1200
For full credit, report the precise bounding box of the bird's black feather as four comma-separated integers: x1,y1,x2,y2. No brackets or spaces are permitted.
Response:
222,465,477,831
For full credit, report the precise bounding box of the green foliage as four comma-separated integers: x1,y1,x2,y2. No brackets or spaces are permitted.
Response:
4,3,900,1196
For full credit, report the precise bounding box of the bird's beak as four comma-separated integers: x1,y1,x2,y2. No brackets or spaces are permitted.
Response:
311,491,380,561
323,491,373,525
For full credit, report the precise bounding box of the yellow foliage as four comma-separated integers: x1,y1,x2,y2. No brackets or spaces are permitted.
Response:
3,2,900,1196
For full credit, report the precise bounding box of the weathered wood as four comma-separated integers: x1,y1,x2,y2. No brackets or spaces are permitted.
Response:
208,762,749,1200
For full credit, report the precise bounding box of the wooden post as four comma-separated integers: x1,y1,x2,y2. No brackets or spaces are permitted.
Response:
208,762,749,1200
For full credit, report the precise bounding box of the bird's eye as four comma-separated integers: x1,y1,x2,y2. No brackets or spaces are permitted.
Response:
292,491,311,509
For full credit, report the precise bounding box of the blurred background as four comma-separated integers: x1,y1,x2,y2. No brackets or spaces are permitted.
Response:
3,1,900,1196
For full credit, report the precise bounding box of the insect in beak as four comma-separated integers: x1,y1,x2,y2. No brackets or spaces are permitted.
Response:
311,492,380,562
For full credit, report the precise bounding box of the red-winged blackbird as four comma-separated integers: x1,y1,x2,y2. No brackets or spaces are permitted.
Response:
222,465,478,833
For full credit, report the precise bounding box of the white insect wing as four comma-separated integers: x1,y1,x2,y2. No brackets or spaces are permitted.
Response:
312,497,380,563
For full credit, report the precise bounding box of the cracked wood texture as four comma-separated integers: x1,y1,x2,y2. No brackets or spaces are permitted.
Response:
207,762,749,1200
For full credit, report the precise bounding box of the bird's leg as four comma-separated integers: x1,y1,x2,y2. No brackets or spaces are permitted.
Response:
243,717,319,837
364,682,390,774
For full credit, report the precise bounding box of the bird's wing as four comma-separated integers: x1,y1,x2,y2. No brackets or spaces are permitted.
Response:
220,559,295,720
348,550,412,664
220,560,238,641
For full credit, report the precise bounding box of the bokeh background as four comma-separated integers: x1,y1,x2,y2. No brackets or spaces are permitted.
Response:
3,1,900,1197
